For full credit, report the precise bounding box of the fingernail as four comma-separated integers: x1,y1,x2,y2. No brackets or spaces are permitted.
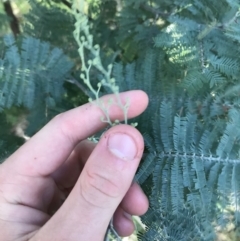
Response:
108,133,137,161
123,211,132,221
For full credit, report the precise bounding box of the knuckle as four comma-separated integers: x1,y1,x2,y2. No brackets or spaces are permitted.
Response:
51,113,75,143
81,169,122,207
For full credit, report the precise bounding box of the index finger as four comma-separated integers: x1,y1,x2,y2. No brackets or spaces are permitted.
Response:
4,90,149,176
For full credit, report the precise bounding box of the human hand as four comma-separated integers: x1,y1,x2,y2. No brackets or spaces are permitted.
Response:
0,90,149,241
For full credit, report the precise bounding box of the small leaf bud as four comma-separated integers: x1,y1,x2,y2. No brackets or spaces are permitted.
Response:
80,73,85,79
88,60,92,65
92,58,98,65
131,122,138,127
80,36,85,41
110,78,115,83
94,44,100,50
88,97,93,102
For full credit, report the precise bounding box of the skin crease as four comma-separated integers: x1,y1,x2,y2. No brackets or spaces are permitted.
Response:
0,90,149,241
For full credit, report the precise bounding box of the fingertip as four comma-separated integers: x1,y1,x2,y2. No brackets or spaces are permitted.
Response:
113,207,135,237
136,90,149,108
120,182,149,216
132,182,149,215
126,90,149,117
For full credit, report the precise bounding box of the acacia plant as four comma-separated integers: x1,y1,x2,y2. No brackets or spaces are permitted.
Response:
1,0,240,240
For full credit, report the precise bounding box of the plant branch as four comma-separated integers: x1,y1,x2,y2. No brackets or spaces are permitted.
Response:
3,0,20,37
140,3,171,18
65,78,90,97
222,10,240,28
61,0,72,9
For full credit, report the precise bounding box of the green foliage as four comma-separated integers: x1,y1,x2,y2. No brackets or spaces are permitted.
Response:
23,0,78,59
137,97,240,240
0,34,73,110
1,0,240,240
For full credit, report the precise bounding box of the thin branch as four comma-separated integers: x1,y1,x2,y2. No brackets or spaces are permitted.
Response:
140,3,171,18
65,78,90,96
222,10,240,28
61,0,72,9
3,0,20,37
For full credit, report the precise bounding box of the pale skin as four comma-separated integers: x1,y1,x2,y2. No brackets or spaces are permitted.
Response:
0,90,149,241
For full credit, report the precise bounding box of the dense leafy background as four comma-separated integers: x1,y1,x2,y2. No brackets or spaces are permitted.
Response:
1,1,240,240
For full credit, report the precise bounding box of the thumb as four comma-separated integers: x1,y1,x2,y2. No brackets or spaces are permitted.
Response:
35,124,144,241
